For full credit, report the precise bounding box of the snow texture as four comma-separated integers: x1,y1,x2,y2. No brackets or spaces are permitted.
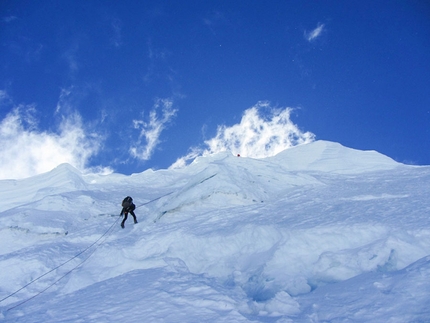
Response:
1,140,429,322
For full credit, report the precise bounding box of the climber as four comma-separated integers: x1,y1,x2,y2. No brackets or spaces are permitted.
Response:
120,196,138,228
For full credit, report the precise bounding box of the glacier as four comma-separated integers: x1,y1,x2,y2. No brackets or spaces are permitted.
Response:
1,140,429,322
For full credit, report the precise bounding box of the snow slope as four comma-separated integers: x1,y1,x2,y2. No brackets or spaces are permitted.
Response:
1,140,430,322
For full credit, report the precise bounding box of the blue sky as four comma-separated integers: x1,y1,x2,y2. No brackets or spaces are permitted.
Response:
1,1,429,179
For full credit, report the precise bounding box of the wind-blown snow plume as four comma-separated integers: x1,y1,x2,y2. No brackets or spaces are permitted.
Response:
205,102,314,157
0,107,102,180
171,102,314,168
130,98,177,161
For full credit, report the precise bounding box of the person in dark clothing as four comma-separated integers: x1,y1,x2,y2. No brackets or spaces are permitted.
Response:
120,196,138,228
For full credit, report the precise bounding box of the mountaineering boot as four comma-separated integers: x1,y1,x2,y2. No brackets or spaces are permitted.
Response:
134,220,138,224
121,223,125,229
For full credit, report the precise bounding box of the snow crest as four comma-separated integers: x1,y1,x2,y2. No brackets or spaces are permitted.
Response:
1,141,429,322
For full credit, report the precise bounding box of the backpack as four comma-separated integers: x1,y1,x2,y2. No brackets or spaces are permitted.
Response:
122,196,133,208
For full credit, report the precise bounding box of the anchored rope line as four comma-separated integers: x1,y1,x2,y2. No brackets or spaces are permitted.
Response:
7,216,120,312
2,192,173,311
135,191,174,209
2,216,120,312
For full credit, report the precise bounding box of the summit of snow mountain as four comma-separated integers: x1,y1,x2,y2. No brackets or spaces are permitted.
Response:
133,141,401,216
188,140,399,173
267,140,399,174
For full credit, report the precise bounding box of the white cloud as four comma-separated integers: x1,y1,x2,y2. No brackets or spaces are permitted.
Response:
169,147,201,169
0,106,103,180
0,90,10,104
55,87,73,114
2,16,17,23
62,42,80,74
110,18,122,48
305,23,325,42
170,101,315,168
130,98,177,161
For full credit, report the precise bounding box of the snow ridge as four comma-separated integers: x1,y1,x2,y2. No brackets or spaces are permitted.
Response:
1,141,429,322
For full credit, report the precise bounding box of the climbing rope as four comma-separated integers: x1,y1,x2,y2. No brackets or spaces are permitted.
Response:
1,192,173,311
135,191,173,209
2,216,120,311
